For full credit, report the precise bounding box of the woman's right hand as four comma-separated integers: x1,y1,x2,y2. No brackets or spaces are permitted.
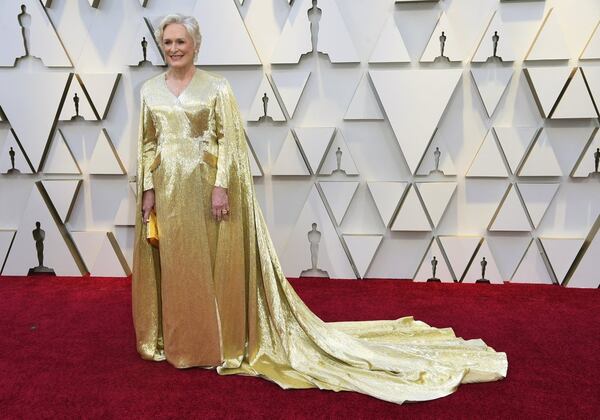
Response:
142,189,155,224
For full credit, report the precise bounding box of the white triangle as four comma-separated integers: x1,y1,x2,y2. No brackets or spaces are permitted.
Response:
581,21,600,60
3,185,81,276
581,66,600,114
486,235,534,280
370,69,462,174
438,236,482,281
494,126,538,174
0,130,33,174
247,75,286,122
78,73,120,120
463,240,503,284
367,182,408,227
316,0,360,63
41,129,81,175
271,0,312,64
0,230,15,271
540,238,584,283
467,130,509,178
391,185,431,231
472,11,519,63
281,185,355,278
526,8,571,61
420,12,464,63
59,76,97,121
319,130,359,176
518,130,563,177
0,0,71,67
571,128,600,177
192,0,260,65
344,73,384,120
568,228,600,288
489,185,531,232
114,186,137,226
40,180,81,223
319,181,359,225
511,239,553,284
415,182,457,228
294,127,335,174
416,143,457,176
369,13,411,63
414,239,454,283
88,129,125,175
113,226,134,272
516,183,560,228
552,69,597,119
0,72,70,171
127,19,164,66
524,67,572,118
71,231,127,277
344,235,383,278
246,138,263,177
471,66,514,117
271,70,311,119
271,131,309,176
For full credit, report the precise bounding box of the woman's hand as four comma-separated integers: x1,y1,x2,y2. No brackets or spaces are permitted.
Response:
212,186,229,222
142,189,155,224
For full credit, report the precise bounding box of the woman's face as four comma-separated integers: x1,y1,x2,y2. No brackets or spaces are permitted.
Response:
162,23,196,69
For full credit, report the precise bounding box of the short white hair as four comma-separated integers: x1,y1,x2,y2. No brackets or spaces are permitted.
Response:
155,14,202,55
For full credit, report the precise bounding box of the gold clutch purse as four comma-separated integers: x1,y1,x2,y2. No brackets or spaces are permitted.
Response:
146,211,159,248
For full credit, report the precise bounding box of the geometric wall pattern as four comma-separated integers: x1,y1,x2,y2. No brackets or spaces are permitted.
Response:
1,0,600,288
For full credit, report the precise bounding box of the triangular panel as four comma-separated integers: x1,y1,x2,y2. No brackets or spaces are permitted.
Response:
192,0,260,65
88,129,126,175
438,236,482,281
370,69,462,174
271,69,311,119
524,67,573,118
344,73,384,120
526,8,571,61
40,179,81,223
552,68,597,119
344,235,383,278
281,185,355,278
247,75,286,122
391,185,431,231
516,183,560,228
71,231,128,277
466,130,509,178
78,73,121,120
463,240,503,284
415,182,457,228
420,12,463,63
294,127,335,174
319,181,359,225
369,13,411,63
581,21,600,60
0,130,33,174
518,130,562,177
271,0,312,64
567,227,600,288
271,131,310,176
367,181,408,227
41,129,80,175
472,11,519,63
540,237,584,283
489,184,531,231
471,66,514,117
59,75,97,121
319,130,359,176
511,239,553,284
316,0,360,63
114,186,137,226
571,128,600,177
414,238,453,283
494,126,538,174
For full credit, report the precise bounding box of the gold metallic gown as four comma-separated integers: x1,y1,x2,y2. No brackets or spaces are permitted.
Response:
132,70,508,404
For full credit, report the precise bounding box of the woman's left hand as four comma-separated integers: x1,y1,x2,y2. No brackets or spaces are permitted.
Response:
212,186,230,222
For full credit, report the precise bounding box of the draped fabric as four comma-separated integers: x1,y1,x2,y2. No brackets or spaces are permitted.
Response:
132,70,507,404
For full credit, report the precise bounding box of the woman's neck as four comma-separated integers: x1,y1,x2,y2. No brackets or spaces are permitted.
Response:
166,65,196,81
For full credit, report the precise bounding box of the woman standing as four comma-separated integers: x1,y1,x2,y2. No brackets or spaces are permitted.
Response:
132,14,507,404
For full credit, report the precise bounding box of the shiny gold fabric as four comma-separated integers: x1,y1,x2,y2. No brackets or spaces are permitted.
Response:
132,70,508,404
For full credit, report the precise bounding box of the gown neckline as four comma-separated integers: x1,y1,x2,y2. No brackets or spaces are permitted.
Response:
163,69,198,100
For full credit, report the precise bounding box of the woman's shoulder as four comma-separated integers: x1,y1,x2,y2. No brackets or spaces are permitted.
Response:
140,73,165,97
197,70,231,91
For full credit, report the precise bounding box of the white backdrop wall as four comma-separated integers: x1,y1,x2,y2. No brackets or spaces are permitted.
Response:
0,0,599,287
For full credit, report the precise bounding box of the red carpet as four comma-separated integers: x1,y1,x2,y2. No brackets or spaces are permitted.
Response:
1,276,598,419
